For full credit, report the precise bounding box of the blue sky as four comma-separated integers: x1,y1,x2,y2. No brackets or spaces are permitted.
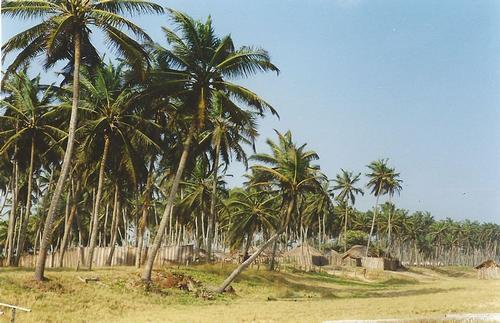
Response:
2,0,499,222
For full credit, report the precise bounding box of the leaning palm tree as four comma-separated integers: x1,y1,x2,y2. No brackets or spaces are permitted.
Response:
365,159,391,256
332,169,364,252
0,71,64,266
142,9,279,282
217,130,323,292
2,0,163,281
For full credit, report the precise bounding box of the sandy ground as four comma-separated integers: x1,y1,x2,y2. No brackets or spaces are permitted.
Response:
1,266,499,322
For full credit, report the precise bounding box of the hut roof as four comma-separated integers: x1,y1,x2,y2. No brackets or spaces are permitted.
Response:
342,245,368,259
474,259,499,269
283,243,323,258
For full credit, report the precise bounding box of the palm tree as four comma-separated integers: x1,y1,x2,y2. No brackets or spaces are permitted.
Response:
2,0,163,281
177,159,216,250
142,9,279,282
384,170,402,254
332,169,364,252
0,71,64,266
302,180,334,250
365,159,391,256
225,188,279,257
201,95,259,259
76,62,160,269
217,130,323,292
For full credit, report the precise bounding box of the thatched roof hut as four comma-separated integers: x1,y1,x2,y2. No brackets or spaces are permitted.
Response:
324,249,343,266
282,243,328,270
475,259,499,279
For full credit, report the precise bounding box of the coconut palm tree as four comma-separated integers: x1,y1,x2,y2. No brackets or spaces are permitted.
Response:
201,94,259,259
142,9,279,282
0,71,64,266
76,62,160,269
332,169,364,252
177,159,216,249
365,159,391,256
225,188,279,257
2,0,163,281
217,130,323,292
302,180,334,250
384,170,402,254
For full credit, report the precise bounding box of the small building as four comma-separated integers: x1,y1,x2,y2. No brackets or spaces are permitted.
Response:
324,249,343,266
341,245,367,267
475,259,499,279
282,243,328,271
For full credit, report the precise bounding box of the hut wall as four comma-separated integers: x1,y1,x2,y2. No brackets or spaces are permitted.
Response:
343,258,362,267
383,258,401,271
477,267,499,280
327,254,343,266
361,257,384,270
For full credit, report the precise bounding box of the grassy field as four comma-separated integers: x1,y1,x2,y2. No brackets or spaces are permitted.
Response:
0,264,499,322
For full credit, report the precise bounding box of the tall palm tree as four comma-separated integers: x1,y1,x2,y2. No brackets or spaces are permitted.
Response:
2,0,163,281
76,62,160,269
302,180,334,250
365,159,391,256
384,170,402,254
142,9,279,282
0,71,64,266
217,130,323,292
201,94,259,259
332,169,364,252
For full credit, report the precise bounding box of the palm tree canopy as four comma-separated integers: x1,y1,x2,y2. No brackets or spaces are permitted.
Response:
332,169,364,205
150,9,279,129
2,0,164,79
366,158,402,197
0,71,65,166
76,62,160,185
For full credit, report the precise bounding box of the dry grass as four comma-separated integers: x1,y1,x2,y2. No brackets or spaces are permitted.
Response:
0,265,499,322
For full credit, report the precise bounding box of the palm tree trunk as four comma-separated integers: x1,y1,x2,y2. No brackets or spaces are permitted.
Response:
0,180,10,221
268,237,279,271
142,124,195,282
366,195,380,257
207,139,221,260
35,32,82,281
136,159,154,268
106,184,120,266
344,201,349,252
15,207,23,259
58,181,80,267
243,232,253,260
87,135,110,270
14,137,35,266
103,202,109,246
218,229,282,293
6,153,19,266
387,198,393,255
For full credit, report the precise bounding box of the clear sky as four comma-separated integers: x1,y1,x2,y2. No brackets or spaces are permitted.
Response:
2,0,499,222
